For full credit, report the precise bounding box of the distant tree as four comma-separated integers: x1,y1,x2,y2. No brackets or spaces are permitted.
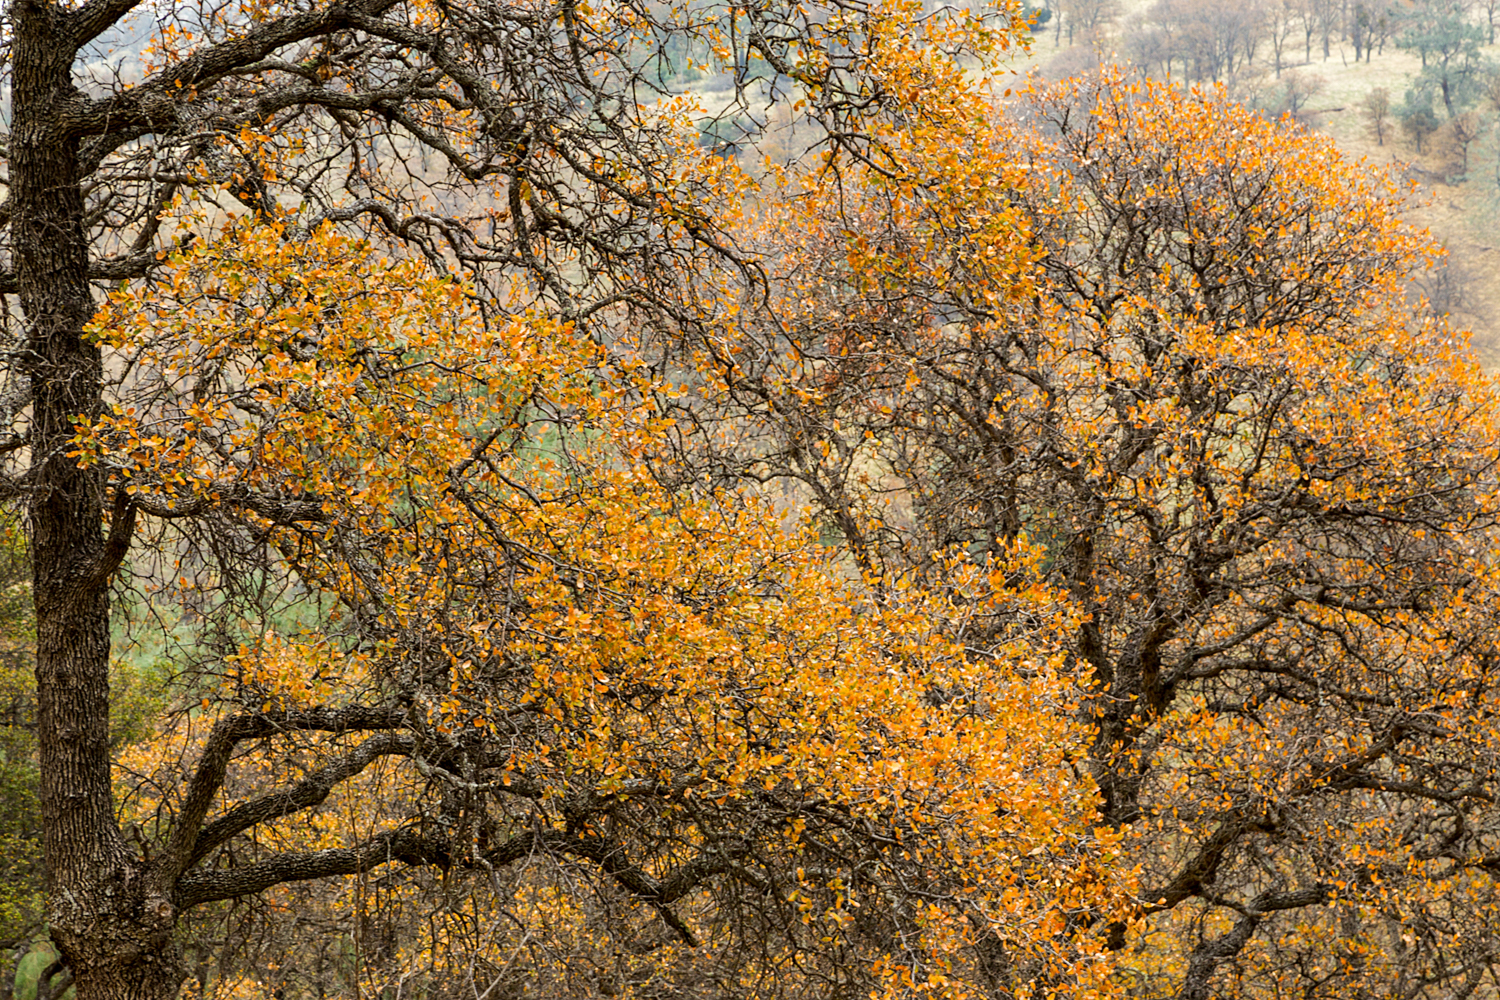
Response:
1363,85,1393,142
1224,0,1271,67
1309,0,1340,56
1392,0,1488,119
1278,67,1328,116
1352,1,1372,58
1024,0,1055,30
1266,0,1302,73
1401,92,1444,149
1373,2,1396,51
1451,108,1487,171
1481,0,1500,41
1059,0,1121,42
1411,254,1477,319
1481,69,1500,184
1145,0,1268,80
1397,0,1487,117
1298,0,1321,58
1123,17,1179,76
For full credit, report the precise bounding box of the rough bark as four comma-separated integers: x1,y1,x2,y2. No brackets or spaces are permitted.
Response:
13,1,186,997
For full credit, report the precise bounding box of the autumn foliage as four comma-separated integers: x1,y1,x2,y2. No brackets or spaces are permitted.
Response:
82,215,1131,998
9,0,1500,995
647,71,1500,1000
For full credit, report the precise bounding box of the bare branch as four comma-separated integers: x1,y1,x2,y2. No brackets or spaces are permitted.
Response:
174,827,449,907
149,705,407,896
186,731,417,870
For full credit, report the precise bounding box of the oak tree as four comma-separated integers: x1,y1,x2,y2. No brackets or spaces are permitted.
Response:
2,2,1135,1000
655,73,1500,1000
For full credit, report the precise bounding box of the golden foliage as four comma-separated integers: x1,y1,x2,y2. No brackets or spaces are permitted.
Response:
649,69,1500,1000
93,209,1131,998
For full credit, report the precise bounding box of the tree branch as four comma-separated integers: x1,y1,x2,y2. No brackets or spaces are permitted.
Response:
132,483,331,524
0,250,170,295
174,807,738,945
174,827,449,907
150,705,407,895
66,0,405,142
1178,886,1331,1000
554,833,703,946
71,0,145,47
186,731,416,870
79,486,137,598
1141,813,1256,914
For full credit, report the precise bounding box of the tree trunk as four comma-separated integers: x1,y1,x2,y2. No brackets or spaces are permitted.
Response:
11,3,179,998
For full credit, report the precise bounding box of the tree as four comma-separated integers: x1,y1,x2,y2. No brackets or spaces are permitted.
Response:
1274,66,1326,116
87,219,1129,1000
1481,0,1500,42
1451,107,1487,172
1362,84,1392,143
1308,0,1339,56
1300,0,1320,58
653,73,1500,1000
0,511,161,999
1122,14,1180,78
0,516,42,966
1372,2,1396,52
1264,0,1303,75
1024,0,1056,32
1482,68,1500,186
1396,0,1488,118
1058,0,1122,43
1352,0,1368,58
1138,0,1268,81
1401,92,1443,150
3,4,1135,1000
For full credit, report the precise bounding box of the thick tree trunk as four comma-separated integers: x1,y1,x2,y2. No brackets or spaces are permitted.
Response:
12,3,182,998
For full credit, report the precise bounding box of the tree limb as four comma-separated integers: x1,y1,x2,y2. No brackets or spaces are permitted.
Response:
186,731,416,870
174,826,449,907
132,483,332,524
150,705,407,896
71,0,146,47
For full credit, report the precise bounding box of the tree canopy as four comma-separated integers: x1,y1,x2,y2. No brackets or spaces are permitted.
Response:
6,2,1500,999
652,73,1500,1000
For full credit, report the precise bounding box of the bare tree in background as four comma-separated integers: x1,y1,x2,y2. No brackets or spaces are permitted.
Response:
1363,84,1393,142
